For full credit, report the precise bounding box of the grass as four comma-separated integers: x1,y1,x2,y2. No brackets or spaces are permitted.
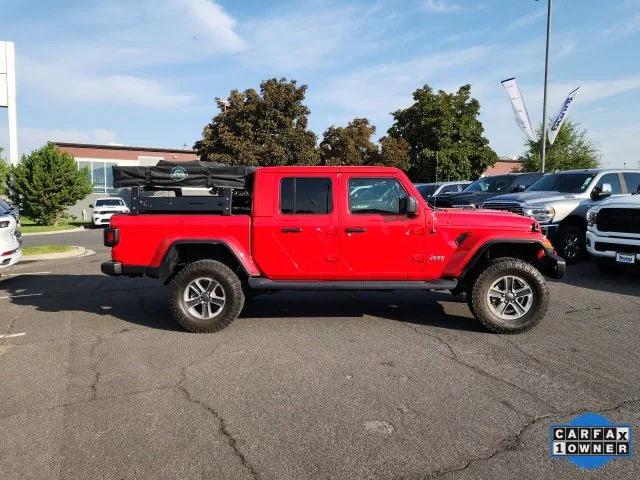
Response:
19,216,88,234
22,245,76,256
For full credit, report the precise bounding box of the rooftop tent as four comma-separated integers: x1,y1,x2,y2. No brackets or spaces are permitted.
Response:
112,160,257,190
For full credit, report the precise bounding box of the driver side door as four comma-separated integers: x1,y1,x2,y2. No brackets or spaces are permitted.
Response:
339,176,426,279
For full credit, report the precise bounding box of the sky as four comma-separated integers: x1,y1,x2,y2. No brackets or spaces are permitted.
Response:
1,0,639,168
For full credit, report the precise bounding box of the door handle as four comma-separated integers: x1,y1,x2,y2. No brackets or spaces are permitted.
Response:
281,227,302,233
345,227,367,233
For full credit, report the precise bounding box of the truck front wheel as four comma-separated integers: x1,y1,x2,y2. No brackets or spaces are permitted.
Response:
169,260,245,333
468,258,549,334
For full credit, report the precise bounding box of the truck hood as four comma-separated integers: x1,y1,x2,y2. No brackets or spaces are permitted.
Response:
597,194,640,208
437,208,537,230
436,191,501,206
487,191,581,205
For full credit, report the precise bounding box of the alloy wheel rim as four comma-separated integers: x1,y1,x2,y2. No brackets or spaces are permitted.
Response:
183,277,226,320
563,233,580,260
486,275,534,321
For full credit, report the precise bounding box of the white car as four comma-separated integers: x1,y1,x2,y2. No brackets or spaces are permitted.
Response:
586,191,640,271
0,213,21,271
91,197,130,227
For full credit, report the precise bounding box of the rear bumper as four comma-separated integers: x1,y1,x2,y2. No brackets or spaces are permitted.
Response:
101,261,156,278
540,251,566,279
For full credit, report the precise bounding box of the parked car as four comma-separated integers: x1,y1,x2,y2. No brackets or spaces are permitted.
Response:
102,162,565,335
586,187,640,272
415,181,472,206
0,213,21,272
434,173,544,209
482,169,640,264
90,197,129,227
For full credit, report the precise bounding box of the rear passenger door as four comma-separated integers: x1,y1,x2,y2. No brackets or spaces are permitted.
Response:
623,172,640,194
267,175,340,279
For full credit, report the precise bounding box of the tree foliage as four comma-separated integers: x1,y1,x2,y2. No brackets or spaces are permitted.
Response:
520,120,599,172
194,78,319,166
387,84,497,182
9,143,92,225
377,136,411,171
319,118,378,166
0,147,9,198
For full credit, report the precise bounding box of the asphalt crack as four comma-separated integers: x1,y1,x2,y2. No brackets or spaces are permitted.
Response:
88,335,105,401
177,365,259,480
422,397,640,479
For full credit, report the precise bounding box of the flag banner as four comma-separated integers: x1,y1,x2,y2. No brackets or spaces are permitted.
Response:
501,77,535,141
548,87,580,145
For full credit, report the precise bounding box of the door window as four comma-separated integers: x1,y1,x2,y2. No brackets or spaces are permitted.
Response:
595,173,622,194
440,184,458,194
280,178,332,214
623,172,640,194
348,178,407,215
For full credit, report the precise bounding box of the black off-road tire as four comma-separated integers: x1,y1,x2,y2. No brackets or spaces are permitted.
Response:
169,260,244,333
556,224,585,265
468,257,549,334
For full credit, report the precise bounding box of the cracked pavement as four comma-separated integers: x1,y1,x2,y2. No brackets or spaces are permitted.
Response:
1,229,639,479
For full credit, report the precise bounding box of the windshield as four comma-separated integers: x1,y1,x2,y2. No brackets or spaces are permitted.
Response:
0,199,10,214
96,199,125,207
526,173,594,193
464,176,514,193
416,184,437,197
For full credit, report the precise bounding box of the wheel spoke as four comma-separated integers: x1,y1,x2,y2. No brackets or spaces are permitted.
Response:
514,287,532,298
186,298,202,309
201,301,210,318
209,296,224,308
488,288,503,298
505,276,514,292
511,301,526,315
205,280,217,294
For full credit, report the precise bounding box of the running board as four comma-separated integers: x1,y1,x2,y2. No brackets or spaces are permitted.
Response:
248,278,457,291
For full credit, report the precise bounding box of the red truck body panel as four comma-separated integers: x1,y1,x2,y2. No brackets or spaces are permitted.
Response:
109,166,550,281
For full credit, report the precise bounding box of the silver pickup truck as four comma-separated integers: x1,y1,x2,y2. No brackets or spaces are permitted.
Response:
481,169,640,264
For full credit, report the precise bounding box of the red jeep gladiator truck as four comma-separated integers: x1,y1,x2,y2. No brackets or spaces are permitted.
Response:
101,162,565,334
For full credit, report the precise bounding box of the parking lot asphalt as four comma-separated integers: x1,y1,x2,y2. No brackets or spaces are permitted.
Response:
1,234,639,479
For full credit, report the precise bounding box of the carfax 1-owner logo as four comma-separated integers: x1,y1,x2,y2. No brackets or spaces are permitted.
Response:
550,412,632,469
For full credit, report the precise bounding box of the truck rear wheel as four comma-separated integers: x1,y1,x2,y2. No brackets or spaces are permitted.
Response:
469,258,548,334
169,260,245,333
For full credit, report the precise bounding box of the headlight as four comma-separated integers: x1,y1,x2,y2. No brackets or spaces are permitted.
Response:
523,206,555,224
587,207,598,227
0,221,10,228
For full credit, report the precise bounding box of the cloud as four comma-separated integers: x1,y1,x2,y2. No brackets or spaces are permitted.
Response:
602,14,640,42
505,10,545,32
321,46,492,120
20,58,193,108
173,0,245,51
421,0,461,13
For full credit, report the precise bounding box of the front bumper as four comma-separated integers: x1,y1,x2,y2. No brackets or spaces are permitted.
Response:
540,223,560,239
540,251,566,279
92,213,115,226
586,230,640,262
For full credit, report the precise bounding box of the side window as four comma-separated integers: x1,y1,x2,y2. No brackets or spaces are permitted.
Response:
595,173,622,194
623,172,640,194
349,178,407,215
440,184,458,194
280,177,332,214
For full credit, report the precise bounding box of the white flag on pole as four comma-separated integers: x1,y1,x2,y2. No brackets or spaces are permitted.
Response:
501,77,535,141
548,87,580,145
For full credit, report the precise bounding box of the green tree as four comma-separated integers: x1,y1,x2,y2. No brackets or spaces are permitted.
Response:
9,143,92,225
194,78,319,166
520,120,599,172
0,147,9,197
387,84,498,182
376,136,411,171
319,118,378,166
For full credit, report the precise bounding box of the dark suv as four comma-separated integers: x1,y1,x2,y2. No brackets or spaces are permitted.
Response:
435,173,544,209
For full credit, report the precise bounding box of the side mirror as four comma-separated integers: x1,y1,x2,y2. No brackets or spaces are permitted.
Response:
89,204,94,208
591,185,612,200
405,196,418,215
510,184,526,193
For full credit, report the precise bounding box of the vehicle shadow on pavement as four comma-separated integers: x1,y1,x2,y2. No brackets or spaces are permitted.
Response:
554,260,640,297
3,274,483,333
241,290,484,332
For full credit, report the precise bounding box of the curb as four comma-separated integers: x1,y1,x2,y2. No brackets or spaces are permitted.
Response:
21,246,87,261
21,226,87,237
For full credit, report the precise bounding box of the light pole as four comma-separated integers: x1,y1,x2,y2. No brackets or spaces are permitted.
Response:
540,0,552,173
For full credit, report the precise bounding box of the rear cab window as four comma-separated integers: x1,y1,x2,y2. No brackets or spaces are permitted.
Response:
280,177,332,214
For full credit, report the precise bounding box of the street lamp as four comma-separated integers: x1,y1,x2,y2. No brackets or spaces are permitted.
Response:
539,0,553,173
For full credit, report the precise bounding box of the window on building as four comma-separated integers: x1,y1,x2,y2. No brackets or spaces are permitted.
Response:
77,160,117,194
280,178,332,214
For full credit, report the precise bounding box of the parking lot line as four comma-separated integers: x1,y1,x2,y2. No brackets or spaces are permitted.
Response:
0,332,26,339
2,271,51,276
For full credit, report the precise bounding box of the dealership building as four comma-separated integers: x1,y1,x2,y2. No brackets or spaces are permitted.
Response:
54,142,198,218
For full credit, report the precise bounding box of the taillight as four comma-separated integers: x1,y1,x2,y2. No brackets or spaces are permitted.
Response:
0,221,10,228
104,227,119,247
